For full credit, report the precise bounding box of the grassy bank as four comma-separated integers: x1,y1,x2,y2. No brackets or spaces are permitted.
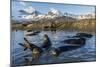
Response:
11,19,96,32
59,19,96,32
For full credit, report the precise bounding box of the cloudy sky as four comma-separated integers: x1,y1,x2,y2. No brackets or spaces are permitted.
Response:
11,0,95,20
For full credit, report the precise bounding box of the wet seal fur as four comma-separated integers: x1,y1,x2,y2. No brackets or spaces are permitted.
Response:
41,34,52,50
50,44,85,57
62,38,86,45
19,38,43,59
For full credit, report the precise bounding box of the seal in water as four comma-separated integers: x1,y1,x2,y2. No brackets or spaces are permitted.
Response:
62,38,86,45
26,31,41,36
50,44,85,57
68,33,93,38
76,33,93,38
41,34,52,51
19,38,43,59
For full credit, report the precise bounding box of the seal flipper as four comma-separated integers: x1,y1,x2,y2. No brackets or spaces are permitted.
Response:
24,57,32,65
24,47,27,51
19,43,24,47
18,43,28,51
24,37,30,45
24,57,30,62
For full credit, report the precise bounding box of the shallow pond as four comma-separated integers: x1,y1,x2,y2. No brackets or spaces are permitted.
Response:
11,30,96,66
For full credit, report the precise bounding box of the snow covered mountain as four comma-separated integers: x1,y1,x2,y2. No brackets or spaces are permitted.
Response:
64,12,95,20
46,8,62,18
19,8,62,21
77,12,95,19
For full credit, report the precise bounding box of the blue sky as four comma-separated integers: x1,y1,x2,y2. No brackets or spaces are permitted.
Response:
11,1,95,20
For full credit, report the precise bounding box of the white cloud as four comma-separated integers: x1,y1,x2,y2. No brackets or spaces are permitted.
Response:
19,1,26,6
19,2,36,14
23,6,36,14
